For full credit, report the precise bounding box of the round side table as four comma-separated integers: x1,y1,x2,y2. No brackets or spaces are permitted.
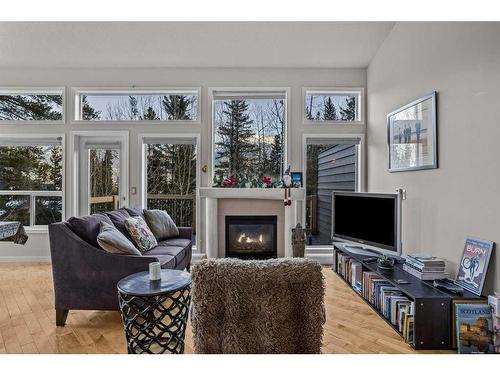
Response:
117,270,192,354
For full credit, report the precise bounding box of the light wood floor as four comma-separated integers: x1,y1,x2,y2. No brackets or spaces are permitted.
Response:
0,263,453,354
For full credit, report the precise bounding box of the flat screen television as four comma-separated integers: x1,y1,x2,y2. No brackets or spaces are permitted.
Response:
331,192,402,255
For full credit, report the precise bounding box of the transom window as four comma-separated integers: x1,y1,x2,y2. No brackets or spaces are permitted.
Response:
304,89,363,123
0,136,64,226
74,89,199,122
212,90,286,185
0,88,64,122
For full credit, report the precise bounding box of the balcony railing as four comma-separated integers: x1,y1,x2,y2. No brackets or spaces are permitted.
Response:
306,194,318,235
89,195,120,214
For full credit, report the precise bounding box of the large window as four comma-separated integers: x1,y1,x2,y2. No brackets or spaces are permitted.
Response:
74,89,199,122
304,89,362,123
0,88,64,122
0,136,64,226
212,90,286,184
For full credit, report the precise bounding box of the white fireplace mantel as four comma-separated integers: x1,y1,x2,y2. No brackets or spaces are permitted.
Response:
199,187,306,259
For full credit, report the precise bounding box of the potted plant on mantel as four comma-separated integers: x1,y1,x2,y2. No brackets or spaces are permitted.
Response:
212,175,283,189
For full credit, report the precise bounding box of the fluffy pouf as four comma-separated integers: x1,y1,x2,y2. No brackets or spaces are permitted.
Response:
191,257,325,354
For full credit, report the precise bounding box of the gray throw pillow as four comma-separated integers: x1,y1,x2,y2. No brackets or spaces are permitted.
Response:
143,209,179,241
97,221,142,256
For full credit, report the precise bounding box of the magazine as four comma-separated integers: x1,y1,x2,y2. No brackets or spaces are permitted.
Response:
455,303,495,353
455,237,494,296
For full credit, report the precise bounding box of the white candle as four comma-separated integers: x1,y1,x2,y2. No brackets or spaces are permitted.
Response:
149,262,161,281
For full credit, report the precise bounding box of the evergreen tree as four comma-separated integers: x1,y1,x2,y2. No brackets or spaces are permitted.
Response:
323,97,337,120
81,95,101,120
128,96,139,120
162,95,194,120
215,100,257,178
340,96,356,121
269,134,283,178
142,106,158,120
0,94,62,121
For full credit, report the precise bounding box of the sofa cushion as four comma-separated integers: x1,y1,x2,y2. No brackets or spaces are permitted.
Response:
159,238,191,249
105,209,137,246
67,213,113,249
154,254,176,269
144,245,187,268
143,209,179,240
124,216,157,252
124,207,145,218
97,221,142,256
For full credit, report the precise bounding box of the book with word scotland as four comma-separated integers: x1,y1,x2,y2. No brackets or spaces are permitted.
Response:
456,303,495,354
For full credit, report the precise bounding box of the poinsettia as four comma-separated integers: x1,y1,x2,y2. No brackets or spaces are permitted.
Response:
223,176,237,188
262,176,272,184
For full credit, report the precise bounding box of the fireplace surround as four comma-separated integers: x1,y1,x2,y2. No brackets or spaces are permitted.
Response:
225,216,277,259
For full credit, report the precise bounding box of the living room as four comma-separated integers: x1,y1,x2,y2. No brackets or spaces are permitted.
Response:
1,1,499,372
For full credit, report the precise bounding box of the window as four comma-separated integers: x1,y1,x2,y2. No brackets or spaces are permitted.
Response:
304,89,363,123
212,90,286,185
305,137,360,246
74,89,200,122
0,88,64,122
89,147,120,214
141,136,197,243
0,136,64,226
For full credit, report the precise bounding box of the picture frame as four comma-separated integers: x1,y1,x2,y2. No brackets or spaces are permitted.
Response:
455,237,494,296
290,172,303,188
387,91,438,172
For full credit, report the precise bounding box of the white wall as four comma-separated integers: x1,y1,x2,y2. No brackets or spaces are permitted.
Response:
0,67,366,260
367,22,500,293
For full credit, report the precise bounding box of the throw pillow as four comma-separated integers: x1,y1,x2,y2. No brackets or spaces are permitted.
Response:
124,216,158,252
97,221,142,256
143,209,179,241
67,213,113,248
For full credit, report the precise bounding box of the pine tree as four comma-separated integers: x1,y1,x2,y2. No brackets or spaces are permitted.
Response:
128,96,139,120
81,95,101,120
323,97,337,120
0,94,62,121
142,106,158,120
215,100,257,178
269,134,283,178
162,95,193,120
340,96,356,121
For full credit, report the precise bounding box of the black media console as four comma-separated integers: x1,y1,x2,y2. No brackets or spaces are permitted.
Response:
333,243,484,350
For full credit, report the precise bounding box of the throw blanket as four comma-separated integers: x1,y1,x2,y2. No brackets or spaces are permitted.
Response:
191,258,325,354
0,222,28,244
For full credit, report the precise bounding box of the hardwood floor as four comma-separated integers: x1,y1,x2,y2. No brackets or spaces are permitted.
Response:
0,263,453,354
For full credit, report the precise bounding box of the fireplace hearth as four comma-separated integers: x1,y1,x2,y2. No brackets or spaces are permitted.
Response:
225,216,277,259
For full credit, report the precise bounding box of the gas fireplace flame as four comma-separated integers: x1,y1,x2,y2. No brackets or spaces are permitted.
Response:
237,233,264,243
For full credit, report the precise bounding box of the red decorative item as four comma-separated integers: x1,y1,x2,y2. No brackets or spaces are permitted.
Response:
262,176,272,185
223,175,237,188
284,187,292,206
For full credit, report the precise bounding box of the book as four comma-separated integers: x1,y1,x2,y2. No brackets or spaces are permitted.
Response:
455,237,494,296
455,303,495,353
493,316,500,354
407,254,446,266
405,258,445,272
403,263,445,280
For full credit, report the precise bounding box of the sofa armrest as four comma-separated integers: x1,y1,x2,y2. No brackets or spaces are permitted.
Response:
48,222,161,311
177,227,192,240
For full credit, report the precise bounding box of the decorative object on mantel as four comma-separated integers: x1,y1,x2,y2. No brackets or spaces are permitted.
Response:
455,237,494,296
387,91,438,172
212,175,282,188
290,172,303,188
283,166,292,206
0,221,28,244
291,223,306,258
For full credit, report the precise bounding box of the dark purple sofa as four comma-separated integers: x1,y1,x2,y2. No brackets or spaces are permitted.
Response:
48,208,192,326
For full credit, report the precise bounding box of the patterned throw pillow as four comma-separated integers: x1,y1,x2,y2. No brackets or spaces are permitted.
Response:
124,216,158,252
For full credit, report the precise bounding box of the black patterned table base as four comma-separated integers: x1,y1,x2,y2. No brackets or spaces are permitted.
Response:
118,286,191,354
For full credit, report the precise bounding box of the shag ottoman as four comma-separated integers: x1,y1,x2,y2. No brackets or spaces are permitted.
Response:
191,258,325,354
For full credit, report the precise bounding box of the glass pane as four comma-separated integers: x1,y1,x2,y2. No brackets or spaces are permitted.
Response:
146,143,196,241
0,145,63,191
0,94,63,121
213,98,285,183
306,143,357,246
305,92,358,121
0,195,30,226
89,149,120,214
80,93,198,121
35,196,62,225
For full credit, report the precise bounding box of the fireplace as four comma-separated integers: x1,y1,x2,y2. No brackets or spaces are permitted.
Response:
225,216,277,259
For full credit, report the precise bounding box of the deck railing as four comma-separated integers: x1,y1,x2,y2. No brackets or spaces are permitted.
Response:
306,194,318,235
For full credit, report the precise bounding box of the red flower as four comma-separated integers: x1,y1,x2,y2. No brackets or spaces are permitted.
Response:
223,176,237,188
262,176,272,184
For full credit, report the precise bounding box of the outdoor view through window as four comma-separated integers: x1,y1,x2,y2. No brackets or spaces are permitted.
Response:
213,95,285,185
305,91,358,121
0,93,63,121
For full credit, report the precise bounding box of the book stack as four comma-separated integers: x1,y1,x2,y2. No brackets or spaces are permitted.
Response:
489,293,500,353
403,254,446,280
361,271,415,345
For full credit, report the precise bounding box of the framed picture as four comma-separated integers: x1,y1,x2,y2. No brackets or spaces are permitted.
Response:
455,237,494,296
290,172,303,188
387,91,438,172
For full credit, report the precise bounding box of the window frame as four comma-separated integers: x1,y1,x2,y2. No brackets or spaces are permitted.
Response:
302,87,365,125
71,87,202,124
138,133,201,252
301,133,365,251
0,133,66,230
209,87,290,184
0,87,66,125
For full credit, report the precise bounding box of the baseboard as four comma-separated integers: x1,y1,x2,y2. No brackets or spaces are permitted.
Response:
0,256,51,262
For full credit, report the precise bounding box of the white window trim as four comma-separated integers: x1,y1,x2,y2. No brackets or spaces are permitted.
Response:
70,130,129,217
302,87,365,126
208,87,290,182
71,87,202,125
0,87,66,125
138,133,201,252
302,133,366,250
0,133,66,228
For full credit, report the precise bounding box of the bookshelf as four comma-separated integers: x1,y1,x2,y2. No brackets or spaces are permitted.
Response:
333,243,483,350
